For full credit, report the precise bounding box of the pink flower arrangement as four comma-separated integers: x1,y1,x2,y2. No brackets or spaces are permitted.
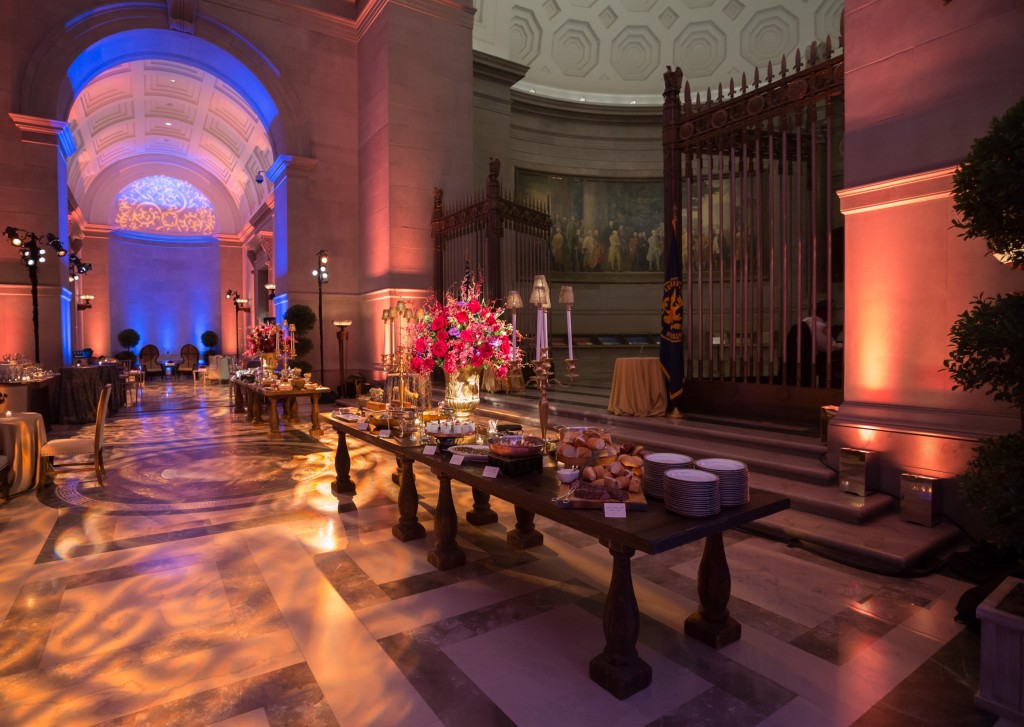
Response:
244,322,287,357
410,275,516,377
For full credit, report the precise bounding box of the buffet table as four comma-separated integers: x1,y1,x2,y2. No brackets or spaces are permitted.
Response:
607,357,667,417
0,375,60,429
0,411,47,500
320,413,789,699
234,380,330,440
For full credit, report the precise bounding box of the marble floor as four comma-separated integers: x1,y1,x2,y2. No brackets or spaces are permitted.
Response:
0,379,1005,726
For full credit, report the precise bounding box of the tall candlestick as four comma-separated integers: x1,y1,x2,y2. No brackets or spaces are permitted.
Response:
536,308,543,360
511,310,518,361
276,325,280,354
543,308,549,353
566,307,573,360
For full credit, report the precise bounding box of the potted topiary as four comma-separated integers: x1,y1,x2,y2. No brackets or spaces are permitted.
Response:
116,328,140,366
201,329,219,364
944,97,1024,600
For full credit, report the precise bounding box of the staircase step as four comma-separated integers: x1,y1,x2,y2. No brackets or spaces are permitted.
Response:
753,474,894,524
476,391,835,487
743,509,962,575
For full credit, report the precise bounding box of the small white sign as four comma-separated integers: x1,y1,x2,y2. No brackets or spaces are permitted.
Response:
357,421,369,431
482,466,500,478
423,445,438,455
450,454,465,466
379,429,391,438
604,502,627,518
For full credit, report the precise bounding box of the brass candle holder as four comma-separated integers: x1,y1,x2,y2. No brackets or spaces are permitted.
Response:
526,348,577,444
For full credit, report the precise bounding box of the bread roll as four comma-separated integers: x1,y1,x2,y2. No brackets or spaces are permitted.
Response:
561,444,577,458
582,466,597,481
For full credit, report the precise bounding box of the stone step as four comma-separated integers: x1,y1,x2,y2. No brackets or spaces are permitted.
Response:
477,389,835,487
742,509,962,575
753,473,894,524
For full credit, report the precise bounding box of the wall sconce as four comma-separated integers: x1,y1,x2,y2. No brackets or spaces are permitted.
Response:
77,294,95,311
265,283,276,300
255,170,265,184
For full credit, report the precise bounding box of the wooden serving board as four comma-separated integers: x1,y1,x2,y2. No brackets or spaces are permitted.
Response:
554,482,648,510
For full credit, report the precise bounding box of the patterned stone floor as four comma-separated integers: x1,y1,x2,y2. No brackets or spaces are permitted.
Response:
0,380,1006,726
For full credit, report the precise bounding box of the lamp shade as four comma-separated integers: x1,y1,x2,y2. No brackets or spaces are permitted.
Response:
558,285,574,305
505,290,523,310
529,275,550,308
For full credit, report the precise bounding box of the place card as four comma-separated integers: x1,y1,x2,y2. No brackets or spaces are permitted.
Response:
450,454,465,466
356,420,369,431
423,445,438,455
604,503,627,518
379,429,391,438
482,466,500,478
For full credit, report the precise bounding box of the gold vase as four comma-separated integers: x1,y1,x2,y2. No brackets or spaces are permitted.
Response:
443,366,482,420
260,352,278,371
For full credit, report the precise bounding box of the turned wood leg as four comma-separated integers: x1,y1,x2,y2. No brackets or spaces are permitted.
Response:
267,396,281,440
392,454,401,484
427,473,466,570
465,487,498,526
507,505,543,549
332,431,357,513
310,396,323,437
286,398,299,423
233,383,245,413
251,391,264,424
392,455,425,542
684,532,741,649
589,542,651,699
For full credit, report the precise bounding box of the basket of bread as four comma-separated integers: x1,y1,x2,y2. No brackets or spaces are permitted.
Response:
554,426,617,466
557,441,648,508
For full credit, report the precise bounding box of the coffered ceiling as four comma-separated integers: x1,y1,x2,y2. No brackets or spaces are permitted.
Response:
66,59,274,233
473,0,843,104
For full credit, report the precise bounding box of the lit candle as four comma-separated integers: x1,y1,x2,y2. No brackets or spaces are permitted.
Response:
289,323,295,356
275,325,280,354
558,286,575,361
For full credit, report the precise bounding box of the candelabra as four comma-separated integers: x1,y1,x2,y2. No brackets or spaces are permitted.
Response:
523,276,578,443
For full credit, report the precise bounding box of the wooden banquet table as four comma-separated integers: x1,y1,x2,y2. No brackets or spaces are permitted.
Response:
321,413,789,699
233,379,330,440
607,357,667,417
0,411,47,500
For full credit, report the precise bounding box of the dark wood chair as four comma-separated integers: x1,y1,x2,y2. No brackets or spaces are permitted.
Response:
139,344,161,379
179,343,200,380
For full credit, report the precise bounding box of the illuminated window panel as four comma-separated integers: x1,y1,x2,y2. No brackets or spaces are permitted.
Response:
114,175,216,235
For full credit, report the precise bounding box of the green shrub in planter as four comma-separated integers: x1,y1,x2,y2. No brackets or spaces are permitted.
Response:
959,432,1024,550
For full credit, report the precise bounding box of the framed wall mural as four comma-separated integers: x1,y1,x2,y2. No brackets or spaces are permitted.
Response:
516,170,664,274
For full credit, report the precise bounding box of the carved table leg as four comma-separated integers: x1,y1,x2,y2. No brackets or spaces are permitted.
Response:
465,487,498,526
392,454,401,484
233,382,245,413
392,455,425,542
684,532,741,649
507,505,543,549
589,542,652,699
251,390,264,424
310,396,323,437
427,473,466,570
286,398,299,423
267,396,281,440
331,431,357,513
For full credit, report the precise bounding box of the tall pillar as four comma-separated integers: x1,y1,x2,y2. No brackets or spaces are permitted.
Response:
3,114,75,368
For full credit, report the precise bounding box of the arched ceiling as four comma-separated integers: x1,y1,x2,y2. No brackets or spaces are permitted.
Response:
66,59,274,234
473,0,843,105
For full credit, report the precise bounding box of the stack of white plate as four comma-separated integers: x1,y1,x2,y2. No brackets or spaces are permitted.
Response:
642,452,693,499
695,458,750,506
663,468,720,517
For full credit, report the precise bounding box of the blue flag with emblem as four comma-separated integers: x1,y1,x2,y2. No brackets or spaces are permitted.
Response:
659,208,685,407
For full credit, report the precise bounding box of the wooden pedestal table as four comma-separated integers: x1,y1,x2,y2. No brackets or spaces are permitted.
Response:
320,412,788,699
258,385,329,440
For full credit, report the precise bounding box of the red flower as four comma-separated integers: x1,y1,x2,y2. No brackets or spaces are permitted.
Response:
431,317,444,332
470,352,484,367
415,337,428,353
461,328,475,342
468,298,481,313
431,340,448,358
437,328,449,341
455,310,469,325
